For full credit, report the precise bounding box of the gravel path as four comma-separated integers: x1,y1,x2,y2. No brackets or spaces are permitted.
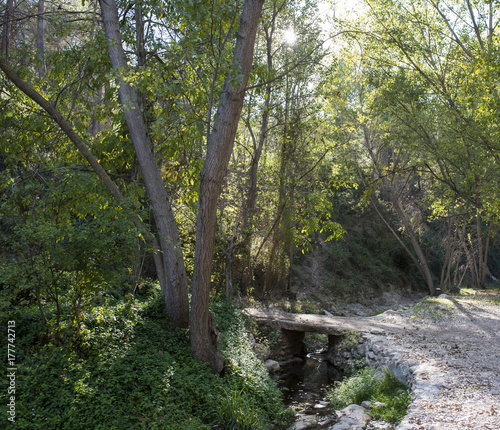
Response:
372,294,500,430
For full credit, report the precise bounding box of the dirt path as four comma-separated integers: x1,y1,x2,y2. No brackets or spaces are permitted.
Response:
373,295,500,430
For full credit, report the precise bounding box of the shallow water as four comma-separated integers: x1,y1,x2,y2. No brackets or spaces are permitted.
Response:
278,350,343,413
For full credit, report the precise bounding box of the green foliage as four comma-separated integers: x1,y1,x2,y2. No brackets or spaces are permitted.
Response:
216,388,264,430
326,367,411,424
211,300,290,429
410,297,455,322
0,291,288,429
0,168,140,336
327,367,380,409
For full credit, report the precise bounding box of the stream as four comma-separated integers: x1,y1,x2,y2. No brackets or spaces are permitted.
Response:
276,347,343,428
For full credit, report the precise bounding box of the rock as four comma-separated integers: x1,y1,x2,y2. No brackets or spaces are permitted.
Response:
253,342,271,361
329,404,370,430
287,414,317,430
361,400,372,409
373,401,387,408
367,420,395,429
264,359,280,372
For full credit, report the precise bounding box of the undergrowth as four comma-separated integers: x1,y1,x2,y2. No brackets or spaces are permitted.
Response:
410,297,455,321
0,284,289,429
326,367,411,424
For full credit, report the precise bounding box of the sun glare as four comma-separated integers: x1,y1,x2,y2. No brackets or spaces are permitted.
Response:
284,28,296,45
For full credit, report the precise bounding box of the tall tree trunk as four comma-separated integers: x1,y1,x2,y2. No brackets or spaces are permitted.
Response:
241,15,276,294
36,0,46,79
1,0,14,57
99,0,189,328
190,0,264,373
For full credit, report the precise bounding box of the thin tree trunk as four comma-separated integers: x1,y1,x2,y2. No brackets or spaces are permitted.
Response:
241,87,270,293
478,220,491,288
99,0,189,328
458,225,478,287
440,217,460,292
1,0,14,57
225,237,236,302
190,0,264,373
36,0,46,79
393,198,436,295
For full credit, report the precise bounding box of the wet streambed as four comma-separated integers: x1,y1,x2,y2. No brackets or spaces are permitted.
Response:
275,348,343,427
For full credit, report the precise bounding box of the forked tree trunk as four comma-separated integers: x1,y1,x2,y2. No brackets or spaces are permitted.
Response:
190,0,265,373
99,0,189,328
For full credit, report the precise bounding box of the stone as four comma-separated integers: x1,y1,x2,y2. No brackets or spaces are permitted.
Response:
329,404,370,430
361,401,372,409
287,414,317,430
253,342,271,361
264,359,280,372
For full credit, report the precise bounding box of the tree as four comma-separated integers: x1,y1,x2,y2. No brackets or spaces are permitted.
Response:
1,0,265,371
190,0,265,373
320,0,500,292
98,0,190,329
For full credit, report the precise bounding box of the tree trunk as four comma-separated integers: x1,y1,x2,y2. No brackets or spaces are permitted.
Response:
241,18,275,294
225,236,236,302
36,0,46,79
99,0,189,328
1,0,14,57
393,199,436,295
190,0,264,373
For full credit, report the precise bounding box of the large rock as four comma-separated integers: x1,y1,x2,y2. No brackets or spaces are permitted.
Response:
328,404,371,430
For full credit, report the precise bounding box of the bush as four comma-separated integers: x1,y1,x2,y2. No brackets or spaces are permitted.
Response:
326,367,412,424
327,367,380,409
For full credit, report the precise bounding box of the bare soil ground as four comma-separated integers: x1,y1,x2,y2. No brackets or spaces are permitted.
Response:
374,294,500,430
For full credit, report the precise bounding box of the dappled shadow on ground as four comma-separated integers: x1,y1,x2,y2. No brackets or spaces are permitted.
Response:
448,297,500,341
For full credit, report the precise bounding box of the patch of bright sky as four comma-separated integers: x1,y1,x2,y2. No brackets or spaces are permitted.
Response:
317,0,366,49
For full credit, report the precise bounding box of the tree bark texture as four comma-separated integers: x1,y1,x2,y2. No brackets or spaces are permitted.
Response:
99,0,189,328
190,0,265,373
